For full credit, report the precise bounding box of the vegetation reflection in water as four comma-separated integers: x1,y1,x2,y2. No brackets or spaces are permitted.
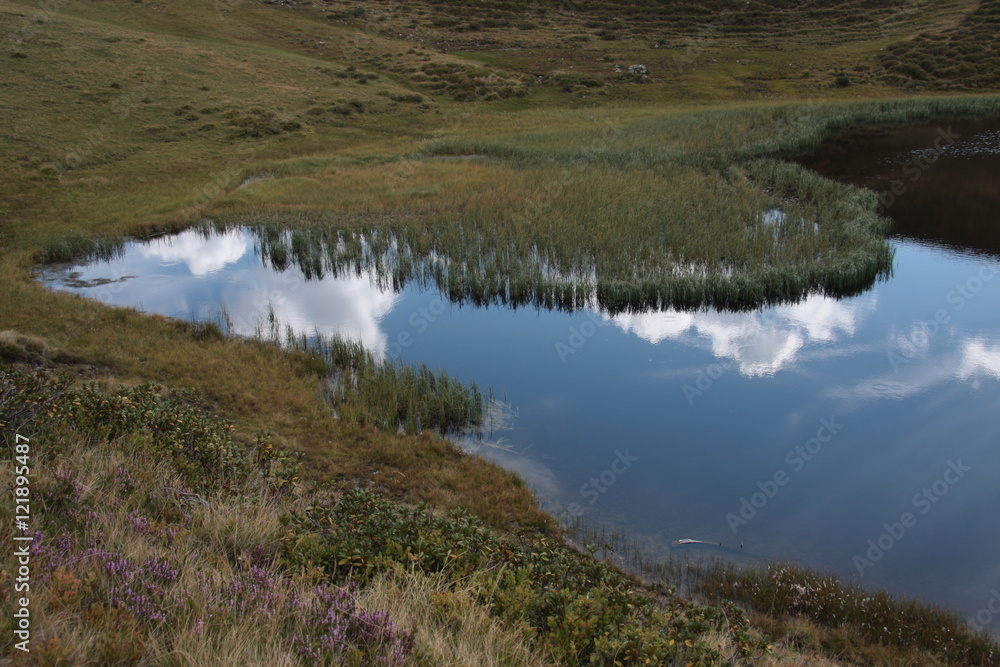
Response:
202,98,1000,314
42,97,1000,317
282,328,484,436
230,184,892,318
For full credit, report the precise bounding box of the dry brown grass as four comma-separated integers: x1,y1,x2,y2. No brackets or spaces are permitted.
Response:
359,568,552,667
699,627,854,666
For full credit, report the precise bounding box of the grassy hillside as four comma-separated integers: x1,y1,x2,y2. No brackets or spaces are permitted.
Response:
879,0,1000,89
2,0,1000,664
320,0,993,98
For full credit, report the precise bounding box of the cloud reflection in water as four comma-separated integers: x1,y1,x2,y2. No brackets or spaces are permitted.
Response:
605,294,876,376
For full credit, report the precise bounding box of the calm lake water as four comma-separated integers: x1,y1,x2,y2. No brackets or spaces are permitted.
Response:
39,119,1000,630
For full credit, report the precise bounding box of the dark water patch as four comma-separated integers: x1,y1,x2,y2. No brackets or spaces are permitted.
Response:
800,118,1000,258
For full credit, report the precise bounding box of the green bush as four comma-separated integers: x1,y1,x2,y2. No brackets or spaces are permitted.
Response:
282,487,770,665
0,366,298,492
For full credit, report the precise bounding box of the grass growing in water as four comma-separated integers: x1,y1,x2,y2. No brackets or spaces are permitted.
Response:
213,300,485,436
224,157,893,313
214,97,999,313
39,97,1000,316
23,366,993,665
291,332,483,435
37,232,126,265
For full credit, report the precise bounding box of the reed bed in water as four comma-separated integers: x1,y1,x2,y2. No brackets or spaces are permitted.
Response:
206,98,1000,311
255,320,483,435
50,97,997,313
38,231,127,265
34,99,998,316
222,155,894,313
